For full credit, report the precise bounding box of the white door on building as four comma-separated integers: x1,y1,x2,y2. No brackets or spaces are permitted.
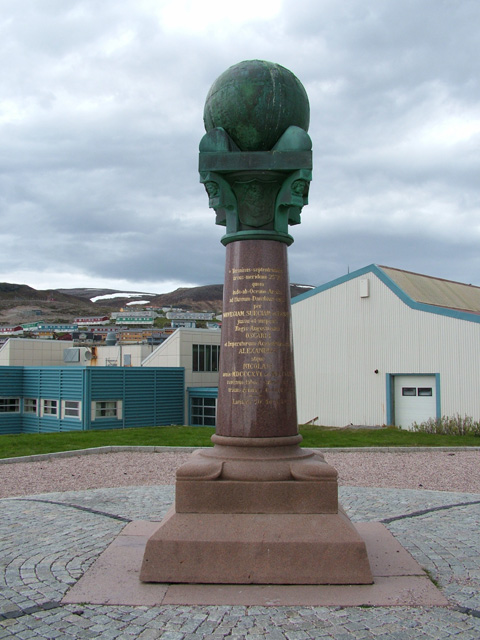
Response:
394,375,437,430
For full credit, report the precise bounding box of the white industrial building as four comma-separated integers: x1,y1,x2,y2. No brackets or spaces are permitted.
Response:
291,264,480,429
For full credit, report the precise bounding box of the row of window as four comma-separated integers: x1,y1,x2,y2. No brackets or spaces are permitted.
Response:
0,397,122,420
401,387,433,397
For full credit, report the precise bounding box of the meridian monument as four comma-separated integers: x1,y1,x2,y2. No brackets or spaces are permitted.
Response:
141,60,373,584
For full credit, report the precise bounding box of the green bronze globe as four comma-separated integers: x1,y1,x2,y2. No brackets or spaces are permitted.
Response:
203,60,310,152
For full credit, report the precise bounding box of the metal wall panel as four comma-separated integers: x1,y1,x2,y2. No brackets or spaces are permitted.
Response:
88,367,125,399
0,367,23,434
0,367,23,394
85,366,185,430
123,368,157,426
154,368,185,425
22,368,41,398
21,415,42,434
0,417,22,434
23,367,81,400
58,368,84,399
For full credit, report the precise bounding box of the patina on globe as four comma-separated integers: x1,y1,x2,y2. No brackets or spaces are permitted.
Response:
203,60,310,152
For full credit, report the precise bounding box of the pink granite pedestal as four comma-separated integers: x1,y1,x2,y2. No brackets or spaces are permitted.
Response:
66,521,447,606
141,241,373,585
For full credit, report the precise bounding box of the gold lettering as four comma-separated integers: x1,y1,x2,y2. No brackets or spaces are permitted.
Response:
243,362,272,370
238,347,276,354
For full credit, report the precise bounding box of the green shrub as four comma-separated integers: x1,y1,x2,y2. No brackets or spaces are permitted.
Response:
411,414,480,436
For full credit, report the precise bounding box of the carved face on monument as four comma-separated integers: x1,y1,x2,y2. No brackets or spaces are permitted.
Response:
204,181,219,198
203,59,310,151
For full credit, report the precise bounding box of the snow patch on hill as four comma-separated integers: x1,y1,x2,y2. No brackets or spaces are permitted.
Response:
90,292,153,303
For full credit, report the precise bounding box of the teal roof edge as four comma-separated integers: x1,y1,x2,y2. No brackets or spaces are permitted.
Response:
291,264,480,325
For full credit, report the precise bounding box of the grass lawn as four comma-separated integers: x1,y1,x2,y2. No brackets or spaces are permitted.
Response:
0,425,478,460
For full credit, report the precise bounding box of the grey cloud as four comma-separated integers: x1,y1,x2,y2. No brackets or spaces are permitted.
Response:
290,227,480,287
1,0,480,293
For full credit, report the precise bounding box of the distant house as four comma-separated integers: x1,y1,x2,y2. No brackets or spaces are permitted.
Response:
36,324,78,332
34,324,78,339
74,316,110,325
0,326,23,337
291,264,480,429
166,311,215,321
113,311,156,326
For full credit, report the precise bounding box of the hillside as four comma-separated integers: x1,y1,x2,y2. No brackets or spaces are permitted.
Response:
0,282,91,305
56,284,225,312
0,282,107,326
63,283,313,309
0,282,314,325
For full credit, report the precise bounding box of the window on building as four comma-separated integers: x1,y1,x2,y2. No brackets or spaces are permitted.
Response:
63,400,81,419
23,398,38,414
0,398,20,413
93,400,121,419
192,344,220,372
402,387,416,396
42,399,58,416
418,387,433,397
190,396,217,426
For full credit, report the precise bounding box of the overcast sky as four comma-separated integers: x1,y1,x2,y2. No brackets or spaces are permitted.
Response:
2,0,480,294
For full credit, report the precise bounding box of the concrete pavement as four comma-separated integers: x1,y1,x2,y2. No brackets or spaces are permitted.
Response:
1,480,480,638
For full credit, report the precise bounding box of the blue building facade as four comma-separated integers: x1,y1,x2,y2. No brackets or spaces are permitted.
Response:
0,366,185,435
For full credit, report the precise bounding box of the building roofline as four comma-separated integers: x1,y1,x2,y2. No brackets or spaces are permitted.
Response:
292,264,480,324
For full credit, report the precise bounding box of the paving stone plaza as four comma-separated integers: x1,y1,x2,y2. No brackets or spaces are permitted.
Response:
1,468,480,639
